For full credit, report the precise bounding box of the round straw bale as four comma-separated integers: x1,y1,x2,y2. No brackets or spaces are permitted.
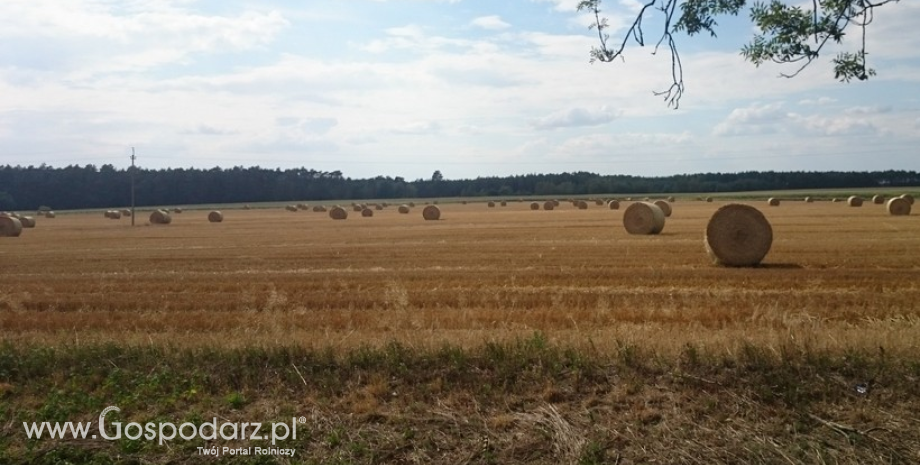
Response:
120,209,132,217
831,198,839,203
768,198,780,206
9,213,21,219
577,200,588,210
552,200,560,207
103,210,112,218
667,196,676,202
653,200,672,217
409,202,416,207
530,202,540,210
705,197,713,203
375,204,384,210
173,208,183,213
900,194,914,205
622,202,665,235
887,197,911,216
208,211,223,223
19,216,36,228
500,201,507,207
150,210,172,225
487,201,495,207
872,195,885,205
361,208,374,217
705,204,773,267
398,205,410,214
461,200,468,205
607,200,620,210
285,205,298,212
804,197,813,203
353,205,363,212
312,206,327,212
0,216,23,237
543,201,555,211
848,196,863,207
595,199,604,206
422,205,441,220
45,211,55,218
329,206,348,220
243,204,251,210
109,211,122,220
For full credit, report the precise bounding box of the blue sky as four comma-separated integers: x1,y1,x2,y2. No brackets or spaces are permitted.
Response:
0,0,918,180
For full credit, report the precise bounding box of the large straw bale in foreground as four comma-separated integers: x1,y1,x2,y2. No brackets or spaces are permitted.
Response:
150,210,172,225
329,207,348,220
887,197,911,216
705,204,773,267
422,205,441,220
623,202,665,235
208,211,224,223
0,216,23,237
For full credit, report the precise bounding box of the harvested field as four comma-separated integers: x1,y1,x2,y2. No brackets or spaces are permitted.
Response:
2,199,920,464
2,200,918,353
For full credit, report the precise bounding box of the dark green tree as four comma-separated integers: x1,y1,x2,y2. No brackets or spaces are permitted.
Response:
577,0,899,108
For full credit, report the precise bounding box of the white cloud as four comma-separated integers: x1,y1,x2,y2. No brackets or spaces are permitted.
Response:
391,121,441,135
532,0,583,12
533,106,621,130
470,15,510,30
713,103,788,136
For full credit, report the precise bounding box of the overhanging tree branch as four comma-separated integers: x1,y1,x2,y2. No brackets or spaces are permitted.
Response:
579,0,900,107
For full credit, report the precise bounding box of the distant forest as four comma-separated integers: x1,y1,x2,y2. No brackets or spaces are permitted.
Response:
1,164,919,211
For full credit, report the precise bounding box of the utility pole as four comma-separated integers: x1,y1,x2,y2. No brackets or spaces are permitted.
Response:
130,147,136,227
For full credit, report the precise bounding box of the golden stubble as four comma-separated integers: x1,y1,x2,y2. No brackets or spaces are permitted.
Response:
1,201,919,355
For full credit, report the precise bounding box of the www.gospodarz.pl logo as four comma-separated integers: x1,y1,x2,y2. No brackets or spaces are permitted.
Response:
23,406,303,457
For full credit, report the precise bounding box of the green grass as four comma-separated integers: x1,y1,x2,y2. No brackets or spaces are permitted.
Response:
2,337,918,464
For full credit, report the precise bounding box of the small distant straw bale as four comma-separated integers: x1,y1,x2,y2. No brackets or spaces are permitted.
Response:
848,196,863,207
530,202,540,210
667,196,676,202
361,208,374,217
150,210,172,224
543,201,555,211
409,202,416,207
121,209,132,217
329,206,348,220
622,202,665,235
887,197,911,216
422,205,441,220
208,211,223,223
872,195,885,204
19,216,36,228
500,201,507,207
109,211,122,220
653,200,672,217
353,205,363,212
768,198,780,206
375,204,384,210
607,200,620,210
804,197,813,203
398,205,410,214
45,211,56,218
705,197,713,203
0,216,23,237
285,205,298,212
487,201,495,207
705,204,773,267
577,200,588,210
173,208,183,213
312,206,327,212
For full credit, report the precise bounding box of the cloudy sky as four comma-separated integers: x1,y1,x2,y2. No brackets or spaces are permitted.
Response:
1,0,918,180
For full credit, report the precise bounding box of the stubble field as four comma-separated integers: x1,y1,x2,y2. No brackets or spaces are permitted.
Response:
2,198,919,354
2,197,920,464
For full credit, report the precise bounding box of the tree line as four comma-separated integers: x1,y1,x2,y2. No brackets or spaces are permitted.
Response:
1,164,918,211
